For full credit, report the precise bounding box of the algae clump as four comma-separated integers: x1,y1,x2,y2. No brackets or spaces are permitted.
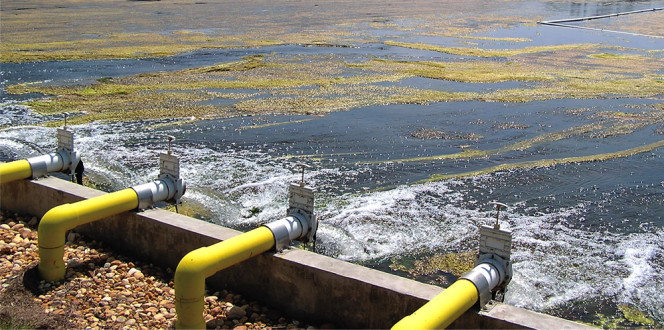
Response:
390,251,476,281
619,304,656,326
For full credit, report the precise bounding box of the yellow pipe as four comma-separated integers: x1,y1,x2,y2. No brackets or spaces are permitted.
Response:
0,159,33,184
38,188,138,281
392,279,479,330
175,226,275,329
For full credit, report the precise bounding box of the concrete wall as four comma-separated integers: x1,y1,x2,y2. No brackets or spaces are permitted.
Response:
1,177,590,329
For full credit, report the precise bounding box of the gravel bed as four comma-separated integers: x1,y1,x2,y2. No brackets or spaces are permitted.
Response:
0,210,325,329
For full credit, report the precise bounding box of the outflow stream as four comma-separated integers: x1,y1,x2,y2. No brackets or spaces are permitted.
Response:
1,103,663,325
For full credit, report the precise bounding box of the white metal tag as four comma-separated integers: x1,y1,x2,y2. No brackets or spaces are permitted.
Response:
57,128,74,151
479,225,512,261
159,153,180,178
288,183,314,214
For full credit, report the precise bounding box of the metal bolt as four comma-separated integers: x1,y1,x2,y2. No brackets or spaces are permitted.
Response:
491,202,508,229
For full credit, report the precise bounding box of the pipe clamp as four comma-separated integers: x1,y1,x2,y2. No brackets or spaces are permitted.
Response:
28,158,49,179
460,267,492,309
132,184,155,210
263,214,305,252
264,221,291,252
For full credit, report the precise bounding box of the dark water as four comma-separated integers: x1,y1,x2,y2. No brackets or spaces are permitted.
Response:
2,0,664,325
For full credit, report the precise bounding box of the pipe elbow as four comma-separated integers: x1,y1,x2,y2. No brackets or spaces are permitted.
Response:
175,247,220,299
174,228,275,329
176,248,211,280
38,204,77,248
174,249,209,329
38,204,77,282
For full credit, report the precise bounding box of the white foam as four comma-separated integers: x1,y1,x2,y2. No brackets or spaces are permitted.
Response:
503,203,663,322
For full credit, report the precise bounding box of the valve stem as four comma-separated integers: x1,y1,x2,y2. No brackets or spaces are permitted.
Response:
167,136,175,155
299,164,310,187
492,202,508,229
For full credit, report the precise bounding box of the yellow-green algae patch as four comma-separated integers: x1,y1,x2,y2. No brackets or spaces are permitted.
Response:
238,118,317,130
588,53,647,60
370,59,554,83
459,36,532,42
390,251,476,284
6,55,466,123
587,304,658,328
363,48,664,102
6,39,664,125
420,139,664,183
618,304,656,326
384,41,601,58
0,0,545,63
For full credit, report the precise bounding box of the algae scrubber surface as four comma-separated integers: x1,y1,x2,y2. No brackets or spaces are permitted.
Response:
1,0,664,327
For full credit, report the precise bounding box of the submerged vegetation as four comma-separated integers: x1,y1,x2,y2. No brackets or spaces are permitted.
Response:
586,303,658,328
5,8,663,184
3,1,663,191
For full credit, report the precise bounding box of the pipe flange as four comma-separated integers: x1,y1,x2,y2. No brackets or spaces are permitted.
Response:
475,256,506,285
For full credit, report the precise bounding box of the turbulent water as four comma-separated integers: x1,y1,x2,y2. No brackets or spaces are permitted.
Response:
2,0,664,326
2,103,663,324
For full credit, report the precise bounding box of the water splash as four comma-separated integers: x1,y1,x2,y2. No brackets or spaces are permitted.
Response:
1,106,662,324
